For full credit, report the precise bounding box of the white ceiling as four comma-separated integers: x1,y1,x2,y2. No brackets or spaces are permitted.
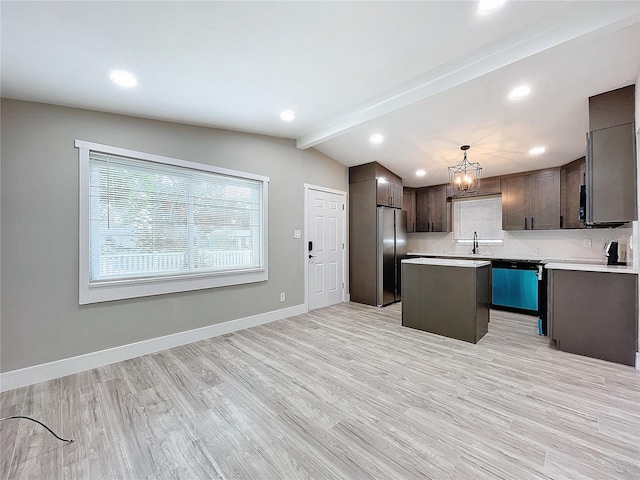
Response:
2,1,639,187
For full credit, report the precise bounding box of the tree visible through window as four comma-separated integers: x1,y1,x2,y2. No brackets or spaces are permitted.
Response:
77,140,269,304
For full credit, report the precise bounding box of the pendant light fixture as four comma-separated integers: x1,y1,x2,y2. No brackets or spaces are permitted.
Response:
448,145,482,196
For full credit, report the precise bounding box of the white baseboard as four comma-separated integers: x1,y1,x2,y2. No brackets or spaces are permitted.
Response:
0,304,307,393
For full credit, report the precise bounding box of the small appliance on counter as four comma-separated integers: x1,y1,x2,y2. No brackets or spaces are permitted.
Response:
605,240,626,265
605,241,618,265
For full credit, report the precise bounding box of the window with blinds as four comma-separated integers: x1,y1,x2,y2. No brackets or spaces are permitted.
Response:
76,140,269,304
452,194,503,244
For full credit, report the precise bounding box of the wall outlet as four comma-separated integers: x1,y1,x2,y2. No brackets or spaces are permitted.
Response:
280,292,286,302
583,238,592,248
293,229,301,239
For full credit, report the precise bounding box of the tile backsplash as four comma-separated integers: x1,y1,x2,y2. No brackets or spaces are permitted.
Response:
407,226,633,263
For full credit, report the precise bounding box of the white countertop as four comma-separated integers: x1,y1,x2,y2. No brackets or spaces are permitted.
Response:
407,252,638,273
403,258,491,268
544,263,639,274
407,252,610,264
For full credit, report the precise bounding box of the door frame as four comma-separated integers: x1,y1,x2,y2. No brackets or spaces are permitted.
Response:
303,183,348,311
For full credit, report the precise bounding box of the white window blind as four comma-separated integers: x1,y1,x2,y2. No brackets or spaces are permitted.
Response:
452,194,503,243
77,140,269,304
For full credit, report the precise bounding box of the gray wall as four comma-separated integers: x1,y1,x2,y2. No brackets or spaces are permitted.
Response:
1,99,348,372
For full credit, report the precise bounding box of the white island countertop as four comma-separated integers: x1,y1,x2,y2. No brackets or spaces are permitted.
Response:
402,258,491,268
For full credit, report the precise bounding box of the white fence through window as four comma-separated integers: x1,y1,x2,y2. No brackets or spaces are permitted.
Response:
100,250,253,277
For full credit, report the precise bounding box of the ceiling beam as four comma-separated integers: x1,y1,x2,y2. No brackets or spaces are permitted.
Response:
296,4,639,150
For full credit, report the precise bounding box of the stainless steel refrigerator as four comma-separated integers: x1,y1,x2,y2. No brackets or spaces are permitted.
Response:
377,206,407,306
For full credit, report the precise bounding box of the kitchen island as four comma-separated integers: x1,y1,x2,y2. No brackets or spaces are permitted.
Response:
402,258,491,344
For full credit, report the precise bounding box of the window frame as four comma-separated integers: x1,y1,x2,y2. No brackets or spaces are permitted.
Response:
451,193,504,245
76,140,269,305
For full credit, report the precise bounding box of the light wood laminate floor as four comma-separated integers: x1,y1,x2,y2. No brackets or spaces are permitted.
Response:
1,303,639,479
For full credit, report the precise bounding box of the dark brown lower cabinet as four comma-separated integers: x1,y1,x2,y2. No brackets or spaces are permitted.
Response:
547,269,638,366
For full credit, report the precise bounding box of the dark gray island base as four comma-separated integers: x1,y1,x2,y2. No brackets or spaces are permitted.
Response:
401,258,491,344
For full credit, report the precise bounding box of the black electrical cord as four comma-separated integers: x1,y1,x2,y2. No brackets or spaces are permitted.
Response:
0,416,74,443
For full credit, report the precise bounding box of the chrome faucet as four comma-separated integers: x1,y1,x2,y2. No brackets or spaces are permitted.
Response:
472,231,478,254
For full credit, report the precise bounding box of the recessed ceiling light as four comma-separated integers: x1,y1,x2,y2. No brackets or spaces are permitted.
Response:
370,133,384,145
509,84,531,100
478,0,506,14
109,70,137,88
280,110,295,121
528,146,546,156
416,169,427,177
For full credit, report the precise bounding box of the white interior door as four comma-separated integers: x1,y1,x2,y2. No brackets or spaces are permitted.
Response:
306,187,345,310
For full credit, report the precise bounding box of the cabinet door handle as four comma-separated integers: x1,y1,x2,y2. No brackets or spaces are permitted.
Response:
524,217,528,229
531,217,534,229
560,215,564,228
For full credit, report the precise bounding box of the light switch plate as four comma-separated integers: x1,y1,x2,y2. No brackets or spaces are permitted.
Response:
293,229,301,239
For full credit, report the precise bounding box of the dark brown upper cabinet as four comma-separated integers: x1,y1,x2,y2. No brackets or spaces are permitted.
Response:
402,187,416,232
502,168,561,231
416,184,448,232
560,157,586,229
586,85,637,225
377,180,403,208
350,162,403,209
